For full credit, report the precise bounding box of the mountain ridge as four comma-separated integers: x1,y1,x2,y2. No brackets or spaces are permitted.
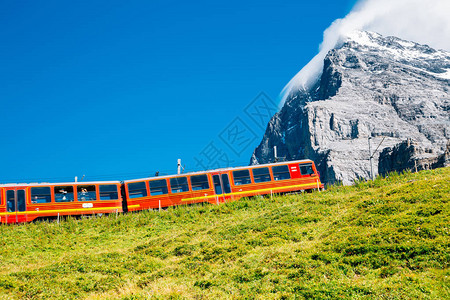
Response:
252,31,450,184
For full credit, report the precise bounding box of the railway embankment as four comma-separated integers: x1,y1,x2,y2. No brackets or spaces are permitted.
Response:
0,167,448,299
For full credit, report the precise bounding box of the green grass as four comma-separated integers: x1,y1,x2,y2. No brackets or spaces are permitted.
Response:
0,168,449,299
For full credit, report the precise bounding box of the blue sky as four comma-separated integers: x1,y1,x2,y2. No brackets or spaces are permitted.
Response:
0,0,357,183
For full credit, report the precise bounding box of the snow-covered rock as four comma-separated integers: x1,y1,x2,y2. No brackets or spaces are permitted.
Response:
251,31,450,184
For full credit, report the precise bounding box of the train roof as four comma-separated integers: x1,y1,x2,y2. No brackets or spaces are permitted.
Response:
0,180,122,188
124,159,314,183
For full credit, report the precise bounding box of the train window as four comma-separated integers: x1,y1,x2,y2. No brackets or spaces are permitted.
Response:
233,169,251,185
213,175,222,194
299,163,315,176
77,185,97,201
31,187,52,203
213,174,231,194
191,174,209,191
7,191,14,212
99,185,119,200
252,167,271,183
272,165,291,181
149,179,168,196
128,182,148,198
170,177,189,193
54,186,74,202
17,190,26,211
222,174,231,193
7,190,26,212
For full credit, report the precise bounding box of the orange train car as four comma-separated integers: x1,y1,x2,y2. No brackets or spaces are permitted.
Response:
124,159,324,212
0,181,123,224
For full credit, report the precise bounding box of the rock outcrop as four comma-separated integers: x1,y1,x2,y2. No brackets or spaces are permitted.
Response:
251,31,450,184
378,139,450,176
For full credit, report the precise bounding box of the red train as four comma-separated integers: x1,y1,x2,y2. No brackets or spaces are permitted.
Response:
0,160,323,224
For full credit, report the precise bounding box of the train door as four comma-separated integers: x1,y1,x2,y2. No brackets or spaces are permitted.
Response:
6,188,26,223
212,173,231,202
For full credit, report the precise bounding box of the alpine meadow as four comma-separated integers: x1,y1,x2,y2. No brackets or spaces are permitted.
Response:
0,167,448,299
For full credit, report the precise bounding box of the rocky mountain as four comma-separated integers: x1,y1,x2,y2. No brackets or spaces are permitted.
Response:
251,31,450,184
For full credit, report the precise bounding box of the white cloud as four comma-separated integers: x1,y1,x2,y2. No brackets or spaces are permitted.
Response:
280,0,450,105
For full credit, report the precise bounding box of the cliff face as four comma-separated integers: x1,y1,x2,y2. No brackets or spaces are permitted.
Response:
251,31,450,184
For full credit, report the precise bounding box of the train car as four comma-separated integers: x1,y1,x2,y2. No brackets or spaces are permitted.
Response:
124,159,324,212
0,181,123,224
216,159,323,201
124,170,218,212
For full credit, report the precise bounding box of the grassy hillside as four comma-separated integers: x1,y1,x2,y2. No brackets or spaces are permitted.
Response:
0,168,449,299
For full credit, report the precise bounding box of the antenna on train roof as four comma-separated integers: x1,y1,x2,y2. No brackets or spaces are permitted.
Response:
177,159,182,174
75,175,86,182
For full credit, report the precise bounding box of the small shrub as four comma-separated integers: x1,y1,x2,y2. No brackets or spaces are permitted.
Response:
172,244,195,256
379,265,398,278
194,280,213,289
0,277,16,290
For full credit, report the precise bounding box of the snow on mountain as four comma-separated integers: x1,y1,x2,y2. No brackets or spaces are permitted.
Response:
251,31,450,184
